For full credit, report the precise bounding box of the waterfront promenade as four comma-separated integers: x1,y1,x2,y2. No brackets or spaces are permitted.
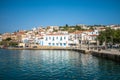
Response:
92,49,120,55
72,44,120,54
71,45,120,62
8,45,120,55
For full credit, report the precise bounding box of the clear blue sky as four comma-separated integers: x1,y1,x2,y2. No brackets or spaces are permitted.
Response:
0,0,120,33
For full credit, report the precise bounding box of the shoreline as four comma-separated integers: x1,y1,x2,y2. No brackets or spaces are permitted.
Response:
7,47,89,53
4,47,120,62
7,46,71,50
91,50,120,62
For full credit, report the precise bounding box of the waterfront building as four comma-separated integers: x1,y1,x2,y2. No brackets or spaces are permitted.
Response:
41,34,69,47
71,30,99,45
35,34,44,46
68,32,79,46
82,30,99,45
88,30,99,40
18,43,25,47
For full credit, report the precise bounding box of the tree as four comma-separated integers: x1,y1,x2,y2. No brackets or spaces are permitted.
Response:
5,38,12,41
0,41,9,46
65,24,69,27
68,28,75,33
53,28,58,32
9,42,18,47
97,28,120,45
89,26,94,30
61,24,69,31
0,37,18,47
97,31,106,45
75,25,82,30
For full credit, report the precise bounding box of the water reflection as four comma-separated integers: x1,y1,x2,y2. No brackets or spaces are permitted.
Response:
0,49,120,80
18,50,99,79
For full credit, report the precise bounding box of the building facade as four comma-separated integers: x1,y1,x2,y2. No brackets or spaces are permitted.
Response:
42,34,69,47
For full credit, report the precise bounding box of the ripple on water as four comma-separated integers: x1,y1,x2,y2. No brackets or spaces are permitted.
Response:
0,50,120,80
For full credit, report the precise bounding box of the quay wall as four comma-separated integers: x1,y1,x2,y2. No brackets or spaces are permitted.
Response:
71,48,89,54
72,48,120,62
91,51,120,62
7,47,120,62
7,46,71,50
8,47,89,54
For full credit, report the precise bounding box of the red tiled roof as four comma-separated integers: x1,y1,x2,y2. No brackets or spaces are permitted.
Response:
46,33,66,36
71,30,94,34
88,34,98,36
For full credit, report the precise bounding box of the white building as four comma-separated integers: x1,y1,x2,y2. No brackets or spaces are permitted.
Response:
41,34,69,47
71,30,99,45
82,30,99,44
68,33,79,46
111,26,120,30
58,31,68,34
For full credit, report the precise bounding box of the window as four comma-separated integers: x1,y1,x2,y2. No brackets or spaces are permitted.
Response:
64,43,66,46
56,37,58,39
53,37,54,41
49,43,51,46
60,43,62,46
64,37,66,40
60,37,62,41
46,37,48,41
52,43,54,46
56,43,58,46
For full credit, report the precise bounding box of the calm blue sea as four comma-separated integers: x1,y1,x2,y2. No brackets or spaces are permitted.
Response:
0,49,120,80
